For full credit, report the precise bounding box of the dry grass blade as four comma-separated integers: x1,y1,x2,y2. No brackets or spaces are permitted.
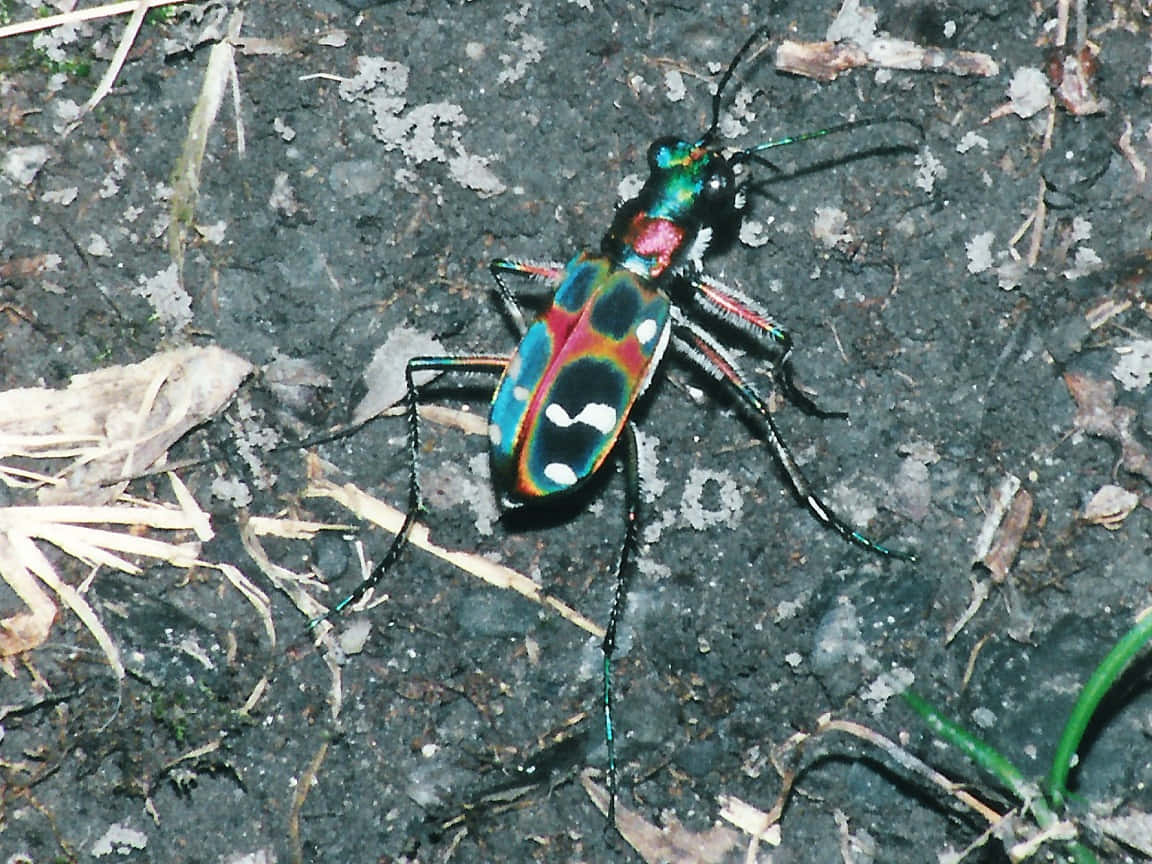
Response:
0,0,188,40
169,10,244,273
2,530,124,678
288,742,330,864
238,521,329,619
716,794,781,852
62,1,148,136
213,561,273,646
0,533,57,657
814,716,1004,825
305,476,605,639
238,520,345,719
247,515,356,541
0,473,217,675
210,562,273,713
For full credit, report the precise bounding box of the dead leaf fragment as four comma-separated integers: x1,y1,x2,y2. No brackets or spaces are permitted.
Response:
775,1,997,82
776,40,868,81
1082,484,1139,530
581,771,742,864
1066,372,1152,485
352,327,446,425
776,38,998,81
972,474,1032,581
1049,43,1108,116
0,346,253,504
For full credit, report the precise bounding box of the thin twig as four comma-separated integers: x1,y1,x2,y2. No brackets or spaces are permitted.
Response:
0,0,188,40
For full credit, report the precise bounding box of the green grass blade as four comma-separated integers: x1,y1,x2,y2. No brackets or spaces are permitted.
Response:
905,691,1099,860
1048,608,1152,808
904,690,1032,801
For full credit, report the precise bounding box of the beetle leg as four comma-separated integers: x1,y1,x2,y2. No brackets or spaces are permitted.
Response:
489,258,566,337
671,316,915,562
311,354,509,626
687,273,848,420
601,420,641,831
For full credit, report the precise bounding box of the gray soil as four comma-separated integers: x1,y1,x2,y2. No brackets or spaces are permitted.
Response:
2,1,1151,862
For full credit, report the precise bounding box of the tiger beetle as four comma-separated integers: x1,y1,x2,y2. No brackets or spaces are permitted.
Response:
315,26,918,831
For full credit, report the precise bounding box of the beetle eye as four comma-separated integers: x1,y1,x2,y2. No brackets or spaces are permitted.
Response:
702,164,734,201
648,136,686,171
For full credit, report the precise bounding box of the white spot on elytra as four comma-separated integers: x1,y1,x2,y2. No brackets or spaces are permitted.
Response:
488,423,502,446
544,401,617,434
544,462,578,487
636,318,658,346
513,385,530,402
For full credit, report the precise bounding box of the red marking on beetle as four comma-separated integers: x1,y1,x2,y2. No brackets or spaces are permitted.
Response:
625,216,684,277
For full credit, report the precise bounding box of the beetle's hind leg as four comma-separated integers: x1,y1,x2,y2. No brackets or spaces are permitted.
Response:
310,353,509,626
671,314,915,562
601,421,642,832
686,273,848,419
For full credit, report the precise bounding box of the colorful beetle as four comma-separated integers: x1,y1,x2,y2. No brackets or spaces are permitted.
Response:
319,27,917,828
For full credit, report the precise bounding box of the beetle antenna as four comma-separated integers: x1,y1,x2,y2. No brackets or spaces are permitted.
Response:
700,24,772,146
730,116,924,164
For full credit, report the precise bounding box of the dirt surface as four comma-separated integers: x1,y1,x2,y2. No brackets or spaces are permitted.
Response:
2,1,1152,862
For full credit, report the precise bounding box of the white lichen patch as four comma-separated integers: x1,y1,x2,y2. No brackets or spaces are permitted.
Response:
134,263,193,332
617,173,645,202
663,69,686,103
339,55,505,196
3,145,51,186
448,149,507,198
679,467,744,530
813,207,853,249
52,98,83,135
956,131,989,154
210,475,253,508
32,20,85,65
86,233,112,257
718,86,756,140
1005,67,1050,119
497,33,545,85
965,230,995,274
1063,246,1102,280
828,480,880,527
100,154,130,199
197,220,228,245
1112,340,1152,392
812,596,870,672
861,666,914,714
739,217,772,248
633,428,666,503
913,146,945,193
43,186,78,205
268,172,300,216
91,822,147,857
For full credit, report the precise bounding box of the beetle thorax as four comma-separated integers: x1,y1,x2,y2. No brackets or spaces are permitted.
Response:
601,137,736,280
